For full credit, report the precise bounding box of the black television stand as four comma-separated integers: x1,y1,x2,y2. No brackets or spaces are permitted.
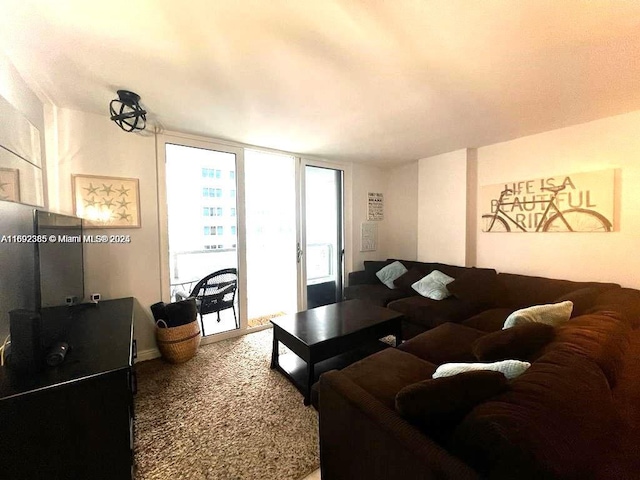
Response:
0,297,136,480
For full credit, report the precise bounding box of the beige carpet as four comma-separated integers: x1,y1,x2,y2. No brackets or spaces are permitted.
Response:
134,329,319,480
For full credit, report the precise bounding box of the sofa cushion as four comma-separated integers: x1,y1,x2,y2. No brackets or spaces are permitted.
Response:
433,360,531,380
462,308,515,332
344,283,413,307
452,349,622,479
376,261,408,289
399,323,486,364
395,371,508,430
446,268,500,305
546,312,631,388
502,301,573,329
340,348,436,409
393,267,427,291
473,323,555,362
495,272,620,309
590,287,640,328
388,296,489,330
553,287,598,317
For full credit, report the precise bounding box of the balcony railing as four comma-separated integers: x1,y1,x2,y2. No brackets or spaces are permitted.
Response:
170,242,335,299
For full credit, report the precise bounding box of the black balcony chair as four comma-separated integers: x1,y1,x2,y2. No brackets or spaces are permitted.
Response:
176,268,238,334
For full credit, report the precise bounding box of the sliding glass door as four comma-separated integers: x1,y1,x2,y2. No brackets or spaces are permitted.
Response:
165,143,240,336
304,165,344,308
160,135,348,341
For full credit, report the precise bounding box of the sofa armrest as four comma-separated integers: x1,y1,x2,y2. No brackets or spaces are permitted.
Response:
319,370,479,480
348,269,376,286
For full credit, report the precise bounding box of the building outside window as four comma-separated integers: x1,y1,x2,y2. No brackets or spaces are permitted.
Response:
202,168,222,179
203,188,223,198
203,207,223,216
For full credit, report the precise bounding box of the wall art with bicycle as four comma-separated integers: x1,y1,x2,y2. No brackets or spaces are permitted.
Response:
481,169,615,233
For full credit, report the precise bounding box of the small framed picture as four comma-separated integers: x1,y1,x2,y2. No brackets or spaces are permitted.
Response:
72,174,141,228
0,168,20,203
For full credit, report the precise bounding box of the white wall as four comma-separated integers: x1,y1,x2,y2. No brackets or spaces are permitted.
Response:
476,111,640,288
413,111,640,289
351,163,388,270
385,161,419,261
417,150,468,265
46,107,161,354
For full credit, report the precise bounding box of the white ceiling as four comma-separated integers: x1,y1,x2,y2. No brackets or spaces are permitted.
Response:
2,0,640,166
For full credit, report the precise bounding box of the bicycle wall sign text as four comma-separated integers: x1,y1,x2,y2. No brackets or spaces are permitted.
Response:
481,169,615,233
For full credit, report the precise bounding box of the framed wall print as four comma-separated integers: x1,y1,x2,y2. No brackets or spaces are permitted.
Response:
367,192,384,220
72,174,141,228
0,167,20,203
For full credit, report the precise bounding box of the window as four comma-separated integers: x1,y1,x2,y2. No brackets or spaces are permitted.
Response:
202,207,223,216
204,244,225,250
204,225,222,235
204,226,210,235
230,170,235,180
230,207,236,217
202,168,222,179
230,189,236,198
217,226,223,235
202,188,222,198
231,226,237,235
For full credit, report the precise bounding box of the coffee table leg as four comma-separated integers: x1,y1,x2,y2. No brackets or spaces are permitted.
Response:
304,361,314,406
270,329,279,369
395,322,403,347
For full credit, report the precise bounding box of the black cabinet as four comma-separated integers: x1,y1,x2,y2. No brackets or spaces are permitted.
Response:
0,298,136,480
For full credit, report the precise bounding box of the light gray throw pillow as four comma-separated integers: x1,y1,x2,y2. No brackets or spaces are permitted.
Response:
503,300,573,329
376,261,408,289
411,270,455,300
433,360,531,380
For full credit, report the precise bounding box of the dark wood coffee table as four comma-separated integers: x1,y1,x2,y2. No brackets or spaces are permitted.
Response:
270,299,403,405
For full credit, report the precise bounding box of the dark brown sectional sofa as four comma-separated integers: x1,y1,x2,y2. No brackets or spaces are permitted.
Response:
320,260,640,479
344,259,620,339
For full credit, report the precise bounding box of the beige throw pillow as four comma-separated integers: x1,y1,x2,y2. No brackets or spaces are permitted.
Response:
411,270,455,300
433,360,531,380
503,301,573,329
376,261,408,289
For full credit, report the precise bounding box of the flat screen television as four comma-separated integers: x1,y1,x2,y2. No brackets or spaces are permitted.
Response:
33,210,84,308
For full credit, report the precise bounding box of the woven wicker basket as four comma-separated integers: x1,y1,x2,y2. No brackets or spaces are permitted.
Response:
156,319,202,364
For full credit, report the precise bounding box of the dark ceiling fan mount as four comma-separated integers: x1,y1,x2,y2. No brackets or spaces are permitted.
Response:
109,90,147,132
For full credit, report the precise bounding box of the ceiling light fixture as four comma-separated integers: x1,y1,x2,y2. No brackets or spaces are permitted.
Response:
109,90,147,132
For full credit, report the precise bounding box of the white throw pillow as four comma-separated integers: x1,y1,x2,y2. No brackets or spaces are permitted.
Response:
376,261,408,289
433,360,531,380
411,270,455,300
503,301,574,329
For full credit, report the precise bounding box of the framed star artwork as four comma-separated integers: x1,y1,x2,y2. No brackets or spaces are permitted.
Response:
0,168,20,203
72,174,141,228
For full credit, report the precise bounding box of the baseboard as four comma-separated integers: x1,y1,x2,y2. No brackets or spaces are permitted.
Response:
136,348,161,363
